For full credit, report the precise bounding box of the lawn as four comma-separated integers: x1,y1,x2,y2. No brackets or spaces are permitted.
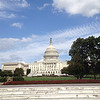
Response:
24,76,76,81
24,75,100,81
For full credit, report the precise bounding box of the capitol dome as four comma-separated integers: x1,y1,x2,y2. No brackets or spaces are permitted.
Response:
44,38,59,61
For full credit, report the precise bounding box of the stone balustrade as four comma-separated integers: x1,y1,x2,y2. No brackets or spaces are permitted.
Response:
0,84,100,100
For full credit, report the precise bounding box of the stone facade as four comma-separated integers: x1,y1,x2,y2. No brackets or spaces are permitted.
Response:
2,62,28,75
2,38,68,76
28,38,68,76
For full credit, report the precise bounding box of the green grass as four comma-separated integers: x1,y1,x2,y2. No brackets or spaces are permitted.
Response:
24,75,100,81
24,76,76,81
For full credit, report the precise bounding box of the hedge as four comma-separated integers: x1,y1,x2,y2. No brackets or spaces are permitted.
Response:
0,77,7,82
0,77,24,82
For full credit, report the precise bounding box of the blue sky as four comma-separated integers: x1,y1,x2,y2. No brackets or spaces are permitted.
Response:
0,0,100,68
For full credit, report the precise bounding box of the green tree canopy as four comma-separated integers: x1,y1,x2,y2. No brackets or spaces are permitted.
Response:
68,36,100,79
14,68,24,77
0,69,2,77
61,67,68,75
0,70,13,77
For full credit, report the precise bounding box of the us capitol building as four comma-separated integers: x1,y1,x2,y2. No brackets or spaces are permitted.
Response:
2,38,68,76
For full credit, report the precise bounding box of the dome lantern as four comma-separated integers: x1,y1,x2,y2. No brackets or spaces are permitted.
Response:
50,38,52,45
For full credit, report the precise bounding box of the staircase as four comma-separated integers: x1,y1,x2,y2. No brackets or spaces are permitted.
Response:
0,85,100,100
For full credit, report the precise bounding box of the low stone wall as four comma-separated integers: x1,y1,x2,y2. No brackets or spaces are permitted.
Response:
0,84,100,100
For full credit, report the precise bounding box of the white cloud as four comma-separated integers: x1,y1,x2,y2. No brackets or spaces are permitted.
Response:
11,22,23,29
0,0,30,10
0,11,16,19
0,38,20,52
52,0,100,17
22,35,37,42
38,3,50,10
0,0,30,19
22,37,32,42
17,0,30,8
0,22,100,67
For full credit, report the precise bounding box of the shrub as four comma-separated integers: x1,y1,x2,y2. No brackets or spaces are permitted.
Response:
14,68,24,76
13,77,24,81
0,70,13,77
0,77,7,82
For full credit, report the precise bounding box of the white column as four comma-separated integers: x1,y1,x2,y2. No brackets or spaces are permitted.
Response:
46,63,47,71
53,63,54,71
39,63,40,71
29,65,32,73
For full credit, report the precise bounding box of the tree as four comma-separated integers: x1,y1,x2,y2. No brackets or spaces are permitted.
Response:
14,68,24,76
69,36,100,79
3,70,13,77
0,70,13,77
26,69,31,75
69,38,89,79
0,69,2,77
67,56,86,79
84,36,100,79
61,67,68,75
